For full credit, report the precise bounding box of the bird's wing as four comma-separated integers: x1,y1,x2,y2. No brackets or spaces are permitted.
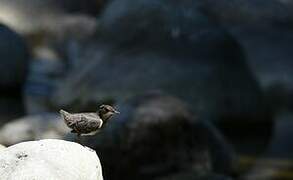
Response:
75,115,103,134
60,110,77,127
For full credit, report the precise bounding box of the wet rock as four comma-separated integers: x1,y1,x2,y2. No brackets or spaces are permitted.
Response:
53,0,266,123
79,93,236,179
0,139,103,180
0,113,69,146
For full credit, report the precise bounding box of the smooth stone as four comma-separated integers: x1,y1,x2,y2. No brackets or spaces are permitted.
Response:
0,139,103,180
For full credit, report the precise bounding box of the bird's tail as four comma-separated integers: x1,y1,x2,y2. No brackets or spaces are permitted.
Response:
59,109,72,126
60,109,70,116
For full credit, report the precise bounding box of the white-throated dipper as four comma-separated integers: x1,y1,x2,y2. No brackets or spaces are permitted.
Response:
60,105,119,142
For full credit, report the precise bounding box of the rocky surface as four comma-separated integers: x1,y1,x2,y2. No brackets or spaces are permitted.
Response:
0,113,69,146
0,139,103,180
77,93,236,179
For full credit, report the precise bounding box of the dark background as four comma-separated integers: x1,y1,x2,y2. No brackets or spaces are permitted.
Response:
0,0,293,179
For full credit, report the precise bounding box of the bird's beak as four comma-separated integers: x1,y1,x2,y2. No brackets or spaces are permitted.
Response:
113,110,120,114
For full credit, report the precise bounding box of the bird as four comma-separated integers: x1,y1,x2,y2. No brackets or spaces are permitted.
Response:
60,104,119,142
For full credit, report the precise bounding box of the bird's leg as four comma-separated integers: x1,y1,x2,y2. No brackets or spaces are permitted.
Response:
76,133,81,144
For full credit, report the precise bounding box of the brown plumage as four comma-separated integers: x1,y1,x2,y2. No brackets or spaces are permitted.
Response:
60,105,119,139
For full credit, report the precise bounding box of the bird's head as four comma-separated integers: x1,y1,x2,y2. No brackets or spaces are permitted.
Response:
98,104,120,121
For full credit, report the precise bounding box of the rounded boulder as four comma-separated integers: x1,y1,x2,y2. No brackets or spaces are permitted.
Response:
0,139,103,180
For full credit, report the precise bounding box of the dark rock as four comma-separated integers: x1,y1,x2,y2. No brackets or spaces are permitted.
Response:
77,93,236,179
242,111,293,180
197,1,293,115
53,0,266,123
0,23,29,88
228,26,293,115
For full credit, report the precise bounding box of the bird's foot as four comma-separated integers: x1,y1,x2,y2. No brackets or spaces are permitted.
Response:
76,134,82,144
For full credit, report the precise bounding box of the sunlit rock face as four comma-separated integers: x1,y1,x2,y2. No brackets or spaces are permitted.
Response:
0,139,103,180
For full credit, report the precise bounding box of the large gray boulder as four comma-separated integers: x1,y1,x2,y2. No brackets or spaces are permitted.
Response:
0,139,103,180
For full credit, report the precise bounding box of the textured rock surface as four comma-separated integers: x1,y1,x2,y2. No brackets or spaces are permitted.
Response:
0,139,103,180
